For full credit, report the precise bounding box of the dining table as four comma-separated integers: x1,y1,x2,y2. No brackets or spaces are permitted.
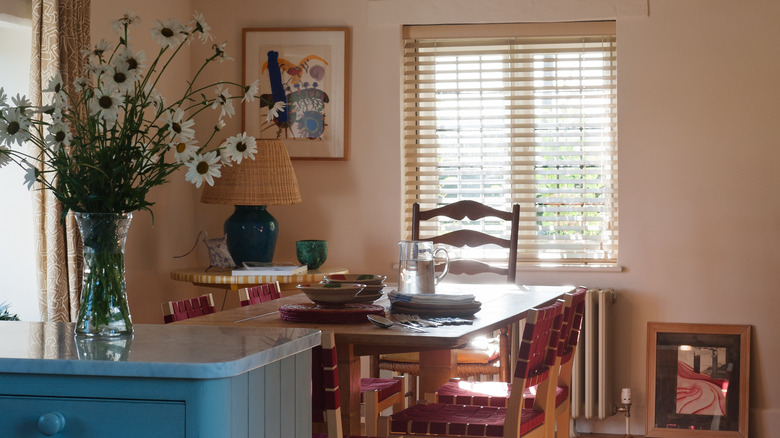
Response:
173,282,573,436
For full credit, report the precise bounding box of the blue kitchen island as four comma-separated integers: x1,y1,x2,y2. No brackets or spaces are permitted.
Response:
0,321,320,437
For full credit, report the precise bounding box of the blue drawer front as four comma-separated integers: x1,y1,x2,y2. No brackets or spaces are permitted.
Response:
0,396,185,437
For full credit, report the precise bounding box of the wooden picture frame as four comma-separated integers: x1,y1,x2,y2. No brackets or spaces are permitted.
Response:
646,322,750,438
242,27,350,160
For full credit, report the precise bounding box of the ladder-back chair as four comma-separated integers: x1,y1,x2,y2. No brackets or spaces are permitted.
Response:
378,300,564,438
377,200,520,396
434,287,587,437
238,282,282,306
313,331,404,438
161,293,217,324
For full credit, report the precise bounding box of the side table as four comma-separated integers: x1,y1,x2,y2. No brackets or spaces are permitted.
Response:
170,266,349,293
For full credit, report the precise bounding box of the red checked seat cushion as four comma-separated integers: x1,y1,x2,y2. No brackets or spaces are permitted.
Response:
435,380,569,409
361,377,403,403
387,403,544,437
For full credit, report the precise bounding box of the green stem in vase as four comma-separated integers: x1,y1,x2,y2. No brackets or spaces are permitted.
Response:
75,212,133,336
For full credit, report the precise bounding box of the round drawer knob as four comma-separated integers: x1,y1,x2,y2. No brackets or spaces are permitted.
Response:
37,412,66,436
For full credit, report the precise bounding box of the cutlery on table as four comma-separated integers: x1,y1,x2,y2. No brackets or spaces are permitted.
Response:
367,314,427,333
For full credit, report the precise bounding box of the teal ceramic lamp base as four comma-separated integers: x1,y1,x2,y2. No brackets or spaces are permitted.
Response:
224,205,278,266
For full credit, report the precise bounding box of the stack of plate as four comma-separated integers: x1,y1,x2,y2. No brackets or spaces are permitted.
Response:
387,290,482,317
323,274,387,304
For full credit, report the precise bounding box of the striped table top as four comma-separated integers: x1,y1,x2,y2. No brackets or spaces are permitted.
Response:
170,266,349,290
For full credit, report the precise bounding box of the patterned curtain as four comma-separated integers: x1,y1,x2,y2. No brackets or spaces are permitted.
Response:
29,0,90,322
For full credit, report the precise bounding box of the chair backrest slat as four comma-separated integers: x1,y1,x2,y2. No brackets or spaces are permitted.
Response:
239,282,282,306
411,200,520,283
557,286,587,363
162,293,216,324
513,300,564,389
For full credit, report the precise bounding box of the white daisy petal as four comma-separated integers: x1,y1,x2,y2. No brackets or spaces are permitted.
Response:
222,132,257,164
0,108,31,146
170,137,198,163
185,151,221,188
191,11,213,43
243,79,259,103
151,19,186,49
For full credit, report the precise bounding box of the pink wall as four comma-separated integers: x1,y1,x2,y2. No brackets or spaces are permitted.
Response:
92,0,780,434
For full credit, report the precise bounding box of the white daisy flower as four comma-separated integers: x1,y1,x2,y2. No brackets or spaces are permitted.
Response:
184,151,221,188
211,85,234,119
162,108,195,141
151,19,186,49
48,105,67,124
0,109,31,146
191,11,212,43
266,100,287,122
222,132,257,164
217,149,233,166
86,63,111,79
242,79,259,103
89,88,123,127
43,72,66,96
170,137,198,163
214,119,226,132
105,63,136,94
111,9,141,34
73,77,89,92
113,46,146,82
82,39,113,62
11,94,32,112
45,121,73,153
211,42,233,63
0,146,12,168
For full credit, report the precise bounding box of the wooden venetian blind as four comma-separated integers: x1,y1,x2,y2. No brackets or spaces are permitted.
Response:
402,22,618,265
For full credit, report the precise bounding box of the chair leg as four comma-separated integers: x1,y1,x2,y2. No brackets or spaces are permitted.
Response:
557,403,571,438
364,389,380,436
392,375,407,411
377,415,390,436
369,354,380,378
406,373,418,405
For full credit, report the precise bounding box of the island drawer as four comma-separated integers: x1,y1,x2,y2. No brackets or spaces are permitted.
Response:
0,395,185,437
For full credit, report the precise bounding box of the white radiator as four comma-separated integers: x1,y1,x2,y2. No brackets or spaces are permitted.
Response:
570,288,616,421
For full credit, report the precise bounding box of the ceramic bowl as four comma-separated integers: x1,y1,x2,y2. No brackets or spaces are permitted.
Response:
323,274,387,286
296,240,328,270
320,280,384,295
351,291,384,304
297,282,365,307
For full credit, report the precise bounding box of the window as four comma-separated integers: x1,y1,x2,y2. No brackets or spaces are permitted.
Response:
402,22,618,265
0,17,37,320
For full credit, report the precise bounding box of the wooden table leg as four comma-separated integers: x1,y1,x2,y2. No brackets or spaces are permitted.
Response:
336,342,361,436
418,349,457,400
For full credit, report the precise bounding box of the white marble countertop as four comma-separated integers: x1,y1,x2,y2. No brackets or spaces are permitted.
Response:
0,321,321,380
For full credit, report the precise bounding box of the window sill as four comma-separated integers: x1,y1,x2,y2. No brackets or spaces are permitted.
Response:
515,263,624,273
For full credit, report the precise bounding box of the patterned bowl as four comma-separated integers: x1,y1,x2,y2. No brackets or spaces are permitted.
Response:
297,283,365,307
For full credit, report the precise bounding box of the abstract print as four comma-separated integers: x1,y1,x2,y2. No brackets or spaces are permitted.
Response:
258,46,331,141
676,346,730,416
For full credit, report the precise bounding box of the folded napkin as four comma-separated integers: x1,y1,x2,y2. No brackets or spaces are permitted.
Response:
387,290,476,305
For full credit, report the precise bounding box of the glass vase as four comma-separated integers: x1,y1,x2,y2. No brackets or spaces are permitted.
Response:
74,212,134,336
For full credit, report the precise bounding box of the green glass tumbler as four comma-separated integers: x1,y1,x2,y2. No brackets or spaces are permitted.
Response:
296,240,328,270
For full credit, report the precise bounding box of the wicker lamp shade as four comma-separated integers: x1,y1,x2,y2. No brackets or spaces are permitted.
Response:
201,139,302,206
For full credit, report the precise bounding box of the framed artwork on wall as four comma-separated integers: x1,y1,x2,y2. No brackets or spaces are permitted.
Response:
646,322,750,438
242,27,350,160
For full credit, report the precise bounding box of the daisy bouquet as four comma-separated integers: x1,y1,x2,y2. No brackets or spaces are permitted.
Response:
0,10,260,216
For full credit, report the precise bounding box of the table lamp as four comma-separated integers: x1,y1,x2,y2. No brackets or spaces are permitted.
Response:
201,139,302,265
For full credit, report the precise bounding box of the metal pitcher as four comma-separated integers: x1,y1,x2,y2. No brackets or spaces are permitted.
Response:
397,240,449,294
